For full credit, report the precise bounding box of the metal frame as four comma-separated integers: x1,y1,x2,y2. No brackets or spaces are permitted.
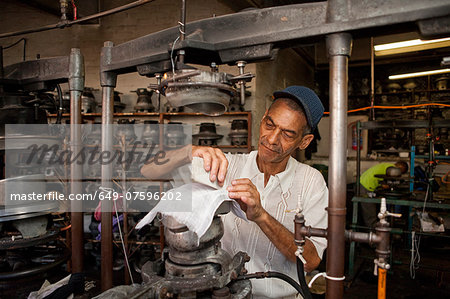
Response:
98,0,450,297
1,49,85,274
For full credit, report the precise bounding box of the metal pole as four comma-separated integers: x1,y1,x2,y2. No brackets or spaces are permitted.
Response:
326,32,352,299
69,48,84,273
370,37,375,120
356,121,361,196
100,41,117,291
178,0,186,64
237,61,246,106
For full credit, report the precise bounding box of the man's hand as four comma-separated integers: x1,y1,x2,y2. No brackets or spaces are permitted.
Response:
192,146,228,186
227,178,267,222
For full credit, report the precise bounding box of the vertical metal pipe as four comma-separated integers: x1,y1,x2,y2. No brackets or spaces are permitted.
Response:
155,73,162,112
237,61,246,106
69,48,85,273
370,37,375,120
121,135,130,284
100,41,117,291
179,0,186,63
101,84,114,291
356,121,361,196
180,0,186,41
326,32,352,299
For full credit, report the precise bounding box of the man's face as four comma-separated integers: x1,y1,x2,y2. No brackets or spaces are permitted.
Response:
258,100,314,163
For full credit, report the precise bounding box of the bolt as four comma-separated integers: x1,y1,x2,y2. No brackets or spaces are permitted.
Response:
236,60,246,69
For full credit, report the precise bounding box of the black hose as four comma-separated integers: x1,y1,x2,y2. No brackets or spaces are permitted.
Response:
56,84,63,124
236,271,306,298
297,258,313,299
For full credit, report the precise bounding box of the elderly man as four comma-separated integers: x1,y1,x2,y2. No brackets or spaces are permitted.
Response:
141,86,328,299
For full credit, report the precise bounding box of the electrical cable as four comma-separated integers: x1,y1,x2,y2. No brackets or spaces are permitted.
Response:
441,170,450,184
422,183,430,214
113,198,134,284
1,37,26,61
71,0,78,21
170,36,180,76
323,103,450,115
409,231,421,279
296,258,313,299
236,271,305,297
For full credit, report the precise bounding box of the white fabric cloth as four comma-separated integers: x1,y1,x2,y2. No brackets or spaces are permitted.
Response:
28,275,74,299
136,183,247,244
221,151,328,299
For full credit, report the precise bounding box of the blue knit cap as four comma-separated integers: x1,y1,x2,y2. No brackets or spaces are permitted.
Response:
273,86,324,130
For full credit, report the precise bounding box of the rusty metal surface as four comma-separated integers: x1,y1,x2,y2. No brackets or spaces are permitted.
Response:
2,56,70,90
69,48,85,274
141,251,249,297
326,32,351,299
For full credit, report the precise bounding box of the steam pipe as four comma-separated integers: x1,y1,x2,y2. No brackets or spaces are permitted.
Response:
100,41,117,291
0,0,154,39
295,216,382,246
325,32,352,299
294,201,393,299
69,48,84,274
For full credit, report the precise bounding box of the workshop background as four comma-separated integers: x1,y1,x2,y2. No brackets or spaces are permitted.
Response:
0,0,449,298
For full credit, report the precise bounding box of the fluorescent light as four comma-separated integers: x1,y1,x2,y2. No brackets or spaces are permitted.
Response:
389,68,450,80
374,37,450,56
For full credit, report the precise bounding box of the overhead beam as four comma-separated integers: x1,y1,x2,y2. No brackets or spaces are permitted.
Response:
100,0,450,76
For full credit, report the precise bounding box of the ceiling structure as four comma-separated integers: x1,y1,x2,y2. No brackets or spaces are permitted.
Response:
13,0,450,72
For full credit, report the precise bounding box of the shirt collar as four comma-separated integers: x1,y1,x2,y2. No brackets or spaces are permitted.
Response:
241,150,296,195
275,155,296,195
240,151,260,180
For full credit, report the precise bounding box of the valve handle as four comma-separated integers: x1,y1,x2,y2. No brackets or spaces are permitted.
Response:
386,211,402,218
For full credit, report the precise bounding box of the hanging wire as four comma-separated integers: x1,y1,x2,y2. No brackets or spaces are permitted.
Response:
71,0,78,20
441,170,450,184
1,38,26,61
323,103,450,115
409,231,421,279
113,198,134,284
170,36,180,76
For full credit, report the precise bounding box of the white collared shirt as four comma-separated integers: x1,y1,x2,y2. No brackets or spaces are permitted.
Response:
221,151,328,299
